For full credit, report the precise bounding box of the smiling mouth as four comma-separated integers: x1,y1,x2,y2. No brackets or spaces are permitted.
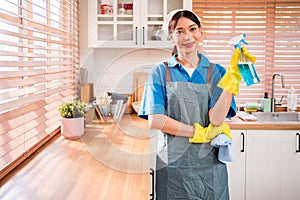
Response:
184,42,194,48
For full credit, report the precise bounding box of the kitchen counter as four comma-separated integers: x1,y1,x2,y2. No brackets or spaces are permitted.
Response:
127,112,300,130
226,114,300,130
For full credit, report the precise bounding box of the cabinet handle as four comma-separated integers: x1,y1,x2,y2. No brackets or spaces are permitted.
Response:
241,132,245,153
296,133,300,153
142,27,145,45
135,27,138,45
150,168,155,200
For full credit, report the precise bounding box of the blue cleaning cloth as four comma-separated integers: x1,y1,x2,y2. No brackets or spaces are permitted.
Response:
211,134,234,163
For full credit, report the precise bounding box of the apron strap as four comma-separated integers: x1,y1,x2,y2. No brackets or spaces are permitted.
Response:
206,63,213,84
164,61,172,82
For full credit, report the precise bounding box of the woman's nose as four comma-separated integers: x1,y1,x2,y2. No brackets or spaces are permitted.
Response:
182,31,192,40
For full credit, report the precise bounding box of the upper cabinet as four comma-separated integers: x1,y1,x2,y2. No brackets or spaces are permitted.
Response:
88,0,192,48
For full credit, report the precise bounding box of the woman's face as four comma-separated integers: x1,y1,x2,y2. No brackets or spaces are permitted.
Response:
169,17,201,54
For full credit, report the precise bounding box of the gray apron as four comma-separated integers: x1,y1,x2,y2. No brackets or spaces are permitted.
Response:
155,63,229,200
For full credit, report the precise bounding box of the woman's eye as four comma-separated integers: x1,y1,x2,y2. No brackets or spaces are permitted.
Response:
190,27,197,32
176,31,184,35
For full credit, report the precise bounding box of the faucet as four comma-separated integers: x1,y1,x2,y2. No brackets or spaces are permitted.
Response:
271,73,285,112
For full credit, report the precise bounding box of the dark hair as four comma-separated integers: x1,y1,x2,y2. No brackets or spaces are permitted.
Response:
168,10,201,34
172,45,178,56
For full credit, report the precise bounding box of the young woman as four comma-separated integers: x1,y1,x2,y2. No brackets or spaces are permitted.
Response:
138,9,250,200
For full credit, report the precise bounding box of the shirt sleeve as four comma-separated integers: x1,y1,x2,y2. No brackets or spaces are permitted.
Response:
138,64,167,120
209,64,237,118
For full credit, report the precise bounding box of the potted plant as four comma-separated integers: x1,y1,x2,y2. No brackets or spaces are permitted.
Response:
58,100,87,139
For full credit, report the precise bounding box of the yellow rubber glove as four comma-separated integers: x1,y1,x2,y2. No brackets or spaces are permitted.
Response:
217,47,256,96
241,47,256,63
206,123,231,140
217,48,241,96
189,122,232,143
189,123,209,143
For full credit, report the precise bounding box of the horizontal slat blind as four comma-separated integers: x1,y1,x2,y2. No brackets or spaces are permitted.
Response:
0,0,79,177
273,2,300,104
193,0,300,107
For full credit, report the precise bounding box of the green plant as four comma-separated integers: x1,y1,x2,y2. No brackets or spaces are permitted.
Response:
58,100,87,118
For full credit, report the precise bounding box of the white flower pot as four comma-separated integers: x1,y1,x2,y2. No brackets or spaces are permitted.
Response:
61,117,84,139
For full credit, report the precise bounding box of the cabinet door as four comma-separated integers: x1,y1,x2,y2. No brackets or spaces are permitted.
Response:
227,130,246,200
115,0,138,47
89,0,192,48
140,0,192,48
246,130,300,200
279,130,300,200
89,0,138,48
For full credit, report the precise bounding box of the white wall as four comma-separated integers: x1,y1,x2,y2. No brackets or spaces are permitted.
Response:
79,0,171,96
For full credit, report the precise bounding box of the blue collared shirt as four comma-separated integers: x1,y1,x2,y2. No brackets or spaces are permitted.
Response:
138,53,236,120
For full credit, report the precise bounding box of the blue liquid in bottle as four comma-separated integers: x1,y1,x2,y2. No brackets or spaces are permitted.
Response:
238,62,260,86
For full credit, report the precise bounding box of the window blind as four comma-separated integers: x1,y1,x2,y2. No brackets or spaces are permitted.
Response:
0,0,79,179
193,0,300,107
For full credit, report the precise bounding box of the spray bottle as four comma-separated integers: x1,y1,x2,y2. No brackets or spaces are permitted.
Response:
229,34,260,86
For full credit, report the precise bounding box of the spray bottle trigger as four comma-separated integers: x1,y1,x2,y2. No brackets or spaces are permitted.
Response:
233,38,248,49
241,39,248,45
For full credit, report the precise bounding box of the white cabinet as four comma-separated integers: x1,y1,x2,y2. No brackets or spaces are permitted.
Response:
88,0,192,48
246,130,300,200
227,130,246,200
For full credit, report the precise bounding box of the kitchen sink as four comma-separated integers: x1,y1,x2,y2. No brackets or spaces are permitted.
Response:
253,112,300,122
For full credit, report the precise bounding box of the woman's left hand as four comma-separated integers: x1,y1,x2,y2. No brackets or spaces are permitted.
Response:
189,122,232,143
217,48,241,96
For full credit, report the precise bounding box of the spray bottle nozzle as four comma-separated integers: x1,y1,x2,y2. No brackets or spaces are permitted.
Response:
229,33,248,49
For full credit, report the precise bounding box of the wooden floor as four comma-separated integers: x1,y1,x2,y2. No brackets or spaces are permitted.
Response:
0,114,151,200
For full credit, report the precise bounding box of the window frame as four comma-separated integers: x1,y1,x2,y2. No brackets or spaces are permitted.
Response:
0,0,80,179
